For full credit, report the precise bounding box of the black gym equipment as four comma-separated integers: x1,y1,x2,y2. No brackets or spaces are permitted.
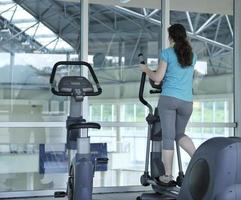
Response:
137,54,183,200
137,53,241,200
50,61,103,200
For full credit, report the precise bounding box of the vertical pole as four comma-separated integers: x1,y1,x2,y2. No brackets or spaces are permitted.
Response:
80,0,89,121
234,0,241,136
80,0,89,61
116,103,121,186
10,52,14,112
161,0,170,50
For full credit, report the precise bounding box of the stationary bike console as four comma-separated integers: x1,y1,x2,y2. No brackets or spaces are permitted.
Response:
58,76,94,93
50,60,102,97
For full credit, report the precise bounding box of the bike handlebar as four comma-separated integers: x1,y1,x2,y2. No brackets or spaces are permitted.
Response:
50,61,102,96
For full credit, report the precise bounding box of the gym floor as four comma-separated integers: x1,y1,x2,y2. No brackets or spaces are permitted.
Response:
5,192,145,200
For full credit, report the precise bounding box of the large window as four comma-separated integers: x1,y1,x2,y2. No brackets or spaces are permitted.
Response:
87,2,234,187
0,0,79,194
0,0,235,196
88,95,234,185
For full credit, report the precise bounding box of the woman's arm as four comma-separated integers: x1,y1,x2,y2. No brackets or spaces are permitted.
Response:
139,60,167,82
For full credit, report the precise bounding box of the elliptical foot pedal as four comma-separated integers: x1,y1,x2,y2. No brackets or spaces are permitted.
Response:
154,177,177,187
54,191,66,198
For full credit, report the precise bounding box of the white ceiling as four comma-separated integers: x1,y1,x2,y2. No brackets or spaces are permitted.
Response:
58,0,233,15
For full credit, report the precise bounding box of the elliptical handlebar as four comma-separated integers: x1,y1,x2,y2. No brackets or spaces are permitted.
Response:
138,53,153,114
50,61,102,96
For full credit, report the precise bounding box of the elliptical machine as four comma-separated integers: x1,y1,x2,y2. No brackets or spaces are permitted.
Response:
137,54,241,200
50,61,102,200
137,54,183,200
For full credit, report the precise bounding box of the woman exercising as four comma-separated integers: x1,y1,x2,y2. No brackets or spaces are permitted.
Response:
139,23,196,186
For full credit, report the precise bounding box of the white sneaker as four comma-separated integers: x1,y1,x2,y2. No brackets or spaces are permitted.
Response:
159,175,174,183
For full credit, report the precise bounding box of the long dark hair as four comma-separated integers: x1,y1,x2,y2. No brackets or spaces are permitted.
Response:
168,24,193,67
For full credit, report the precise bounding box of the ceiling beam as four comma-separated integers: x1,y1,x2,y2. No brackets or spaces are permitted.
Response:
57,0,233,15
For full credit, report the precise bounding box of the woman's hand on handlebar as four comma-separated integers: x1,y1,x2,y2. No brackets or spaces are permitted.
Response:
139,63,147,72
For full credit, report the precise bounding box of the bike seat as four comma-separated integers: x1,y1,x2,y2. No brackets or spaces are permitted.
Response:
68,122,101,130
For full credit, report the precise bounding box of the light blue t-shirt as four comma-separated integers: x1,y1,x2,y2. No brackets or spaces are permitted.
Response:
160,47,197,102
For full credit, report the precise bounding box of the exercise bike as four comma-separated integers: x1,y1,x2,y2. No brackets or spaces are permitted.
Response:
137,54,241,200
50,61,102,200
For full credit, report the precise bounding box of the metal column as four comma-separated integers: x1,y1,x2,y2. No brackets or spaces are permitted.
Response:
80,0,89,120
234,0,241,136
161,0,170,50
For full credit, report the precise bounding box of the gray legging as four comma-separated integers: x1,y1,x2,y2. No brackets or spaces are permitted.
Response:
157,95,193,150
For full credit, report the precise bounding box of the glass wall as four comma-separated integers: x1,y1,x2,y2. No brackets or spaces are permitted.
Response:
87,2,234,187
0,0,79,193
88,3,162,187
0,52,69,192
0,0,235,196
